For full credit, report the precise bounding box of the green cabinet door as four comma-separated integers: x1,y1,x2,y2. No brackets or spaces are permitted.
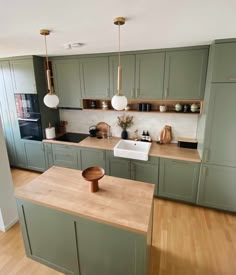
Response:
10,58,36,94
164,48,208,99
106,151,131,179
158,158,200,203
76,216,147,275
197,164,236,212
17,199,79,274
52,144,78,169
135,52,165,99
0,61,16,165
53,59,82,108
212,42,236,82
203,84,236,167
80,56,110,98
79,147,106,170
24,140,46,172
109,54,135,98
44,143,54,170
131,157,159,192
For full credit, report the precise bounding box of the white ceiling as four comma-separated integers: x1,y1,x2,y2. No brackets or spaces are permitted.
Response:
1,0,236,58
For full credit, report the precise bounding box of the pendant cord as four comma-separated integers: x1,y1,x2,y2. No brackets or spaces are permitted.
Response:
118,22,121,67
44,34,49,70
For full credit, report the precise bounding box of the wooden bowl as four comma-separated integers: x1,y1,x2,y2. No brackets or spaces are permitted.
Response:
82,166,105,192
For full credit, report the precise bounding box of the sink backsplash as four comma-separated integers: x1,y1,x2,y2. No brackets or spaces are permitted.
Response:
59,110,198,142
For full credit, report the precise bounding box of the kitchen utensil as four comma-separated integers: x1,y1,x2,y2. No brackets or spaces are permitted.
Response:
82,166,105,192
89,125,98,137
96,122,109,138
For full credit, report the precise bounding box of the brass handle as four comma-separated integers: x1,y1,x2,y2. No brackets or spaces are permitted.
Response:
165,87,169,98
228,77,236,81
202,166,208,179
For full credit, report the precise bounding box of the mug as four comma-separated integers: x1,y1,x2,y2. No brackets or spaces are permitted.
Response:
159,105,167,112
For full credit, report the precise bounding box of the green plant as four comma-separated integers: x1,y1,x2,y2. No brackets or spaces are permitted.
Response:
117,114,134,130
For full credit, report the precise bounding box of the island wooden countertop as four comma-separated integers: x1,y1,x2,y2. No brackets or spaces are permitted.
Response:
15,166,154,235
44,136,201,162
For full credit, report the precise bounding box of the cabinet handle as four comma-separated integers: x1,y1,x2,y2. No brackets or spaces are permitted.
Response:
171,160,189,165
204,149,210,163
228,77,236,81
103,151,106,161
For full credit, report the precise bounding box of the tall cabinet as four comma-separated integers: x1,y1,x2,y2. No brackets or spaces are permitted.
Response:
197,40,236,212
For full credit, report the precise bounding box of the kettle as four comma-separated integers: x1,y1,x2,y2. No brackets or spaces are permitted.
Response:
89,125,98,137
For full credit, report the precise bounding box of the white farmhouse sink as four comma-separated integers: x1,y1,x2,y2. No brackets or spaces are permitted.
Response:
113,140,151,161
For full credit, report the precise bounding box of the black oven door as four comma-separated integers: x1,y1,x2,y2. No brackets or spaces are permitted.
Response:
18,117,43,141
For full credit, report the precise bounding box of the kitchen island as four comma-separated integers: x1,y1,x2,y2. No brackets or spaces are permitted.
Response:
15,166,154,275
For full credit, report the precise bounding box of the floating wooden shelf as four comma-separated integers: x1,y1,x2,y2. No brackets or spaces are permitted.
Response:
82,99,203,114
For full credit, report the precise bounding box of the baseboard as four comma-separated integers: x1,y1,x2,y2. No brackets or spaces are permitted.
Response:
0,217,19,232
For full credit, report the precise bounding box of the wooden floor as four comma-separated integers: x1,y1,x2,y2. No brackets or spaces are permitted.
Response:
0,168,235,275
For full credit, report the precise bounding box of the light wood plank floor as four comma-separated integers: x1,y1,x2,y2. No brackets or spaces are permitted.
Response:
0,168,235,275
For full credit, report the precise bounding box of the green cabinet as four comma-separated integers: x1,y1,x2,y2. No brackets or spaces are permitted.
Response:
197,164,236,212
106,151,131,179
212,41,236,82
76,216,147,275
109,54,135,98
10,58,37,94
135,52,165,99
164,48,208,100
52,144,78,169
17,200,79,274
0,61,17,165
17,198,150,275
80,56,110,98
106,151,159,184
203,84,236,167
79,147,106,170
158,158,200,203
24,140,46,172
53,59,82,108
44,143,54,170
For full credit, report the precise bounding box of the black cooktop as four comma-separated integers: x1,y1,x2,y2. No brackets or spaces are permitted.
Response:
55,132,89,143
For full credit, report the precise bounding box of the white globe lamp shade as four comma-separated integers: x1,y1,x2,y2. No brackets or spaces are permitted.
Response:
111,94,128,111
43,94,60,108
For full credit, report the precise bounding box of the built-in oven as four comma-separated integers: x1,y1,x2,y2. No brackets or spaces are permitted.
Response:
14,94,43,141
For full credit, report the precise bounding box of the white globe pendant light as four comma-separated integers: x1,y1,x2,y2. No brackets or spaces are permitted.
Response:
40,29,59,108
111,17,128,111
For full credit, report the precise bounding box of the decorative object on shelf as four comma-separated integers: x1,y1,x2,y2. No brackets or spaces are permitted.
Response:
101,101,108,110
40,29,59,108
82,166,105,192
183,104,190,112
190,103,199,112
159,125,172,144
159,105,167,112
117,114,133,139
111,17,128,111
90,100,97,109
175,103,182,112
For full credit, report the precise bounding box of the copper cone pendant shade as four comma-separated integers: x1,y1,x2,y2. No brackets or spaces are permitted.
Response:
40,29,59,108
111,17,128,111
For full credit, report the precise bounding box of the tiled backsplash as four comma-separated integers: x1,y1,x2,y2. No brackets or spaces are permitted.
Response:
59,110,198,142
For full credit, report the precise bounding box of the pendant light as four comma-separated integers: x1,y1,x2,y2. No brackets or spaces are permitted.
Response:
40,29,59,108
111,17,128,111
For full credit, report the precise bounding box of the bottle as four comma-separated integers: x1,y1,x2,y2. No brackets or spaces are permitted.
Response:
141,131,146,141
146,131,151,142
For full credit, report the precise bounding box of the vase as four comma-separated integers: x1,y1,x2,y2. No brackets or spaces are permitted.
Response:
121,129,128,139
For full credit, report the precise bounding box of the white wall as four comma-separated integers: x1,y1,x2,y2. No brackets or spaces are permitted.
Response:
0,118,18,232
59,110,198,141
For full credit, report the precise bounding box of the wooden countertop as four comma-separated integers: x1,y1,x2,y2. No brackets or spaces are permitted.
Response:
43,136,201,162
15,166,154,235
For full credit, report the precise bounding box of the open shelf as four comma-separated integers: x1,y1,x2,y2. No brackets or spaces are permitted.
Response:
82,99,203,114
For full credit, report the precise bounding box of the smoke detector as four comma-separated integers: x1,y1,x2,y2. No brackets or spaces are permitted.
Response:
64,43,84,49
